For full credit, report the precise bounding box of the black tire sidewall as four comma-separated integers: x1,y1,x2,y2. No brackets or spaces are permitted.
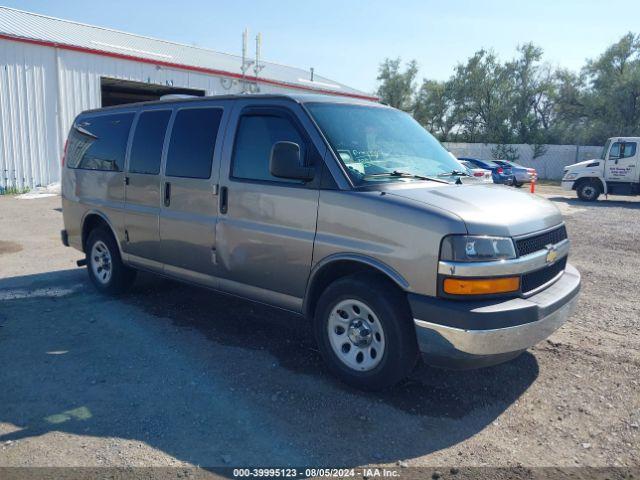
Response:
577,181,600,201
314,274,418,390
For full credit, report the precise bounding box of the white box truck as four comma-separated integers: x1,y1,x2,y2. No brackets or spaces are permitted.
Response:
562,137,639,201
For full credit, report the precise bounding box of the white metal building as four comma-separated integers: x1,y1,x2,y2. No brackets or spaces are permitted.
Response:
0,7,375,191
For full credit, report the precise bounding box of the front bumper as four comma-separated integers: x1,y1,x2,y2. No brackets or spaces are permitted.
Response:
494,174,515,185
409,263,580,369
561,180,575,191
514,173,535,183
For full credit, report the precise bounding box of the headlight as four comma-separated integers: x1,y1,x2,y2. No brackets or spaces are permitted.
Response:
440,235,516,262
564,173,578,180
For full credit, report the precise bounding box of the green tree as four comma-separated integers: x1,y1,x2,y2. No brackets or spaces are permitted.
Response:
447,49,512,143
505,43,555,144
550,69,588,144
413,79,456,140
376,58,418,111
374,32,640,147
581,32,640,143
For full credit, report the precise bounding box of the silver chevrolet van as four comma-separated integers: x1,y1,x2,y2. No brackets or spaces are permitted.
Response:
61,94,580,389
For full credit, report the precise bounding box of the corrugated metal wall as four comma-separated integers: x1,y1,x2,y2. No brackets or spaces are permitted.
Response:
0,39,59,190
0,39,300,191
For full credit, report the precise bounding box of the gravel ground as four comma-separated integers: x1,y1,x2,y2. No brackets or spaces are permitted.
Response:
0,185,638,471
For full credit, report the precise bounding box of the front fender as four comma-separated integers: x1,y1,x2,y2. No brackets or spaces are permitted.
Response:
303,253,410,318
309,253,410,290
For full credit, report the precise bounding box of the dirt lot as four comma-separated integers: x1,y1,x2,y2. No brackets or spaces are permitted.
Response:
0,185,638,471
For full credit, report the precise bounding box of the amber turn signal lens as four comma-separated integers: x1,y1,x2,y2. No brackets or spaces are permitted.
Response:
443,276,520,295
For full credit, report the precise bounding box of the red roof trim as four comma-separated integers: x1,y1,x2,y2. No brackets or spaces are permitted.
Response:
0,33,379,102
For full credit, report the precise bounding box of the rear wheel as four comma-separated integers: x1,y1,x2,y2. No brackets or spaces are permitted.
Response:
514,181,524,188
576,180,601,201
314,273,418,390
86,227,136,294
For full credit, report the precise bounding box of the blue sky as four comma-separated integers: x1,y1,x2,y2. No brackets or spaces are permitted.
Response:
4,0,638,93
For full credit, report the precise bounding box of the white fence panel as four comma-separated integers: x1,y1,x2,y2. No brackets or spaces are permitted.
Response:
444,143,604,180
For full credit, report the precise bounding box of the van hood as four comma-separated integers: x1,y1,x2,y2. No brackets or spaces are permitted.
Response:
385,183,563,237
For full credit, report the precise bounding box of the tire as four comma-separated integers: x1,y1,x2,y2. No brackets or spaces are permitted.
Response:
314,273,418,390
514,181,523,188
85,226,136,294
576,180,601,201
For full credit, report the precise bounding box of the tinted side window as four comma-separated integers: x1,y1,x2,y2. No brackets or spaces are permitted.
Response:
67,113,134,171
166,108,223,179
129,110,172,175
232,115,304,183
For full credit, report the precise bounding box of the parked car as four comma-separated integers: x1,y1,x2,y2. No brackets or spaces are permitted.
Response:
445,153,490,184
458,157,515,185
458,160,493,183
493,160,537,187
61,94,580,390
562,137,640,201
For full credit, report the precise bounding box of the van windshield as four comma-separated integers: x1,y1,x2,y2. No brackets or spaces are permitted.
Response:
306,103,463,185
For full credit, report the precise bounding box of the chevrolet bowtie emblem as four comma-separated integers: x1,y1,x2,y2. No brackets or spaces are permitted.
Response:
545,244,558,264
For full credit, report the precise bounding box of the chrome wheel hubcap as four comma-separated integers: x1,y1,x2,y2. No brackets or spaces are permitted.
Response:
90,240,112,285
583,186,595,198
327,299,385,371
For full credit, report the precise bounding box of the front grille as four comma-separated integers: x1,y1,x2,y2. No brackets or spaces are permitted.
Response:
515,225,567,256
521,257,567,293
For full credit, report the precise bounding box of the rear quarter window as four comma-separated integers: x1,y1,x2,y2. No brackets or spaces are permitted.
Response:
66,112,134,171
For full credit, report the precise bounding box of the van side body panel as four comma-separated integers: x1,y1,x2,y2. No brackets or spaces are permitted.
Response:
157,101,233,279
312,190,467,297
214,98,327,302
122,106,174,263
62,107,139,253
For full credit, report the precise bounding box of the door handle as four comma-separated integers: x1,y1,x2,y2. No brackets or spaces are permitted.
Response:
219,186,228,214
124,175,130,185
164,182,171,207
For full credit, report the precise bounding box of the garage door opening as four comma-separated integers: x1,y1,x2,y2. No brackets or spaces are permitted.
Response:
101,78,206,107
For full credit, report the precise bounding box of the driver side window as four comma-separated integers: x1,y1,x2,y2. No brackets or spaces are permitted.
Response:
609,142,637,160
609,143,621,159
232,114,305,183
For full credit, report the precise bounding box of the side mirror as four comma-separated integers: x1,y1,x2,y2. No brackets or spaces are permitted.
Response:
270,141,314,181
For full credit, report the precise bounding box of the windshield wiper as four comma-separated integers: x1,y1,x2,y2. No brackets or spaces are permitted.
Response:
438,169,470,177
366,170,451,184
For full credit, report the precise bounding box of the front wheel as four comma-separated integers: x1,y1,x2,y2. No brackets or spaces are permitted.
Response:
576,180,601,201
314,273,418,390
514,181,524,188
